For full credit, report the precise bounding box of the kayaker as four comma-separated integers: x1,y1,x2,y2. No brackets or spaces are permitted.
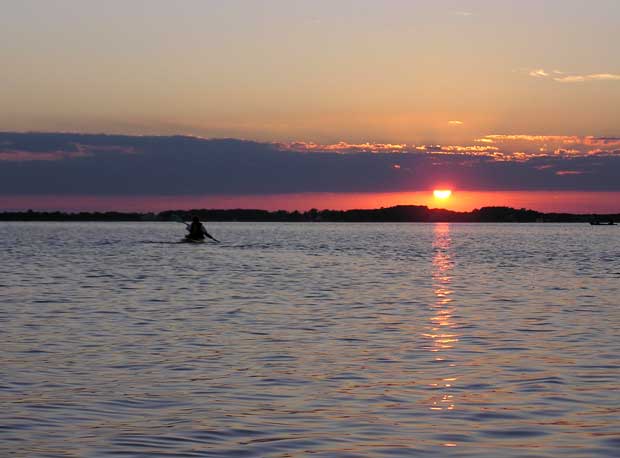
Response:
187,216,206,239
186,216,219,242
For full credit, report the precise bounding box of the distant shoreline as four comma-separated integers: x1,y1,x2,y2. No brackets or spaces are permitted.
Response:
1,206,618,223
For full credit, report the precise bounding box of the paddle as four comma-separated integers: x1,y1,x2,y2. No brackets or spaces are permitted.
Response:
202,228,220,243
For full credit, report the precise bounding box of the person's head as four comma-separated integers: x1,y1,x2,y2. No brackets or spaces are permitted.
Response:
192,216,200,223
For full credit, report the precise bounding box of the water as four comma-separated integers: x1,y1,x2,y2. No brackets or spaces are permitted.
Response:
1,222,619,457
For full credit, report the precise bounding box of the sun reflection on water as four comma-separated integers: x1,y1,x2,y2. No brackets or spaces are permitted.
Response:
424,223,458,414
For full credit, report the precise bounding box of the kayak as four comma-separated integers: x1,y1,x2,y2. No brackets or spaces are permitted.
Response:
182,236,206,243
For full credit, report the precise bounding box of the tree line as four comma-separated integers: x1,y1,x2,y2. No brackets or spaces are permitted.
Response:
1,206,618,223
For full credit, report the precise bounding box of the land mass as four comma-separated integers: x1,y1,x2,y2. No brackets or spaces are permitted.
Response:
0,206,618,223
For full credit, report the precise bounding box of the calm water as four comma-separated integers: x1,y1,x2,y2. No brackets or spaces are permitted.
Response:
1,222,619,457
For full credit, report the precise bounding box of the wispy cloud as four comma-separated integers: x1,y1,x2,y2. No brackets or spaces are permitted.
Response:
555,73,620,83
479,135,581,144
529,69,549,78
528,69,620,83
452,11,473,17
448,120,463,126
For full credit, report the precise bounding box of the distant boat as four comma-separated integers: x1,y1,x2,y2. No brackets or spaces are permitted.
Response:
590,221,616,225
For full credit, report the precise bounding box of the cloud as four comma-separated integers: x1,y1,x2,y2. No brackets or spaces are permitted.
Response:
480,135,582,144
555,73,620,83
282,141,407,154
528,69,620,83
448,120,463,126
421,145,500,154
478,135,620,151
474,135,620,160
0,148,91,162
452,11,473,17
553,149,581,156
554,75,587,83
1,132,619,195
588,149,620,156
529,69,549,78
584,137,620,146
0,142,138,162
285,142,499,156
589,74,620,80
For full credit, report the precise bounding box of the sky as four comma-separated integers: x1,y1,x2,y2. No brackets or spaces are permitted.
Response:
1,0,619,212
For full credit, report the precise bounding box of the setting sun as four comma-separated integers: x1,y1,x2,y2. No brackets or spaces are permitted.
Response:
433,189,452,200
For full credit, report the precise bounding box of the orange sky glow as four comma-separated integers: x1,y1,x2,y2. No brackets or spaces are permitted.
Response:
2,191,618,214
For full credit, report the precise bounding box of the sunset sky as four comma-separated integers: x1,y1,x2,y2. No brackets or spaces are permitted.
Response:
1,0,619,212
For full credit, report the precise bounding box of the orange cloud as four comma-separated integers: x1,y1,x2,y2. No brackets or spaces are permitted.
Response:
529,69,549,78
528,69,620,83
555,74,620,83
280,136,620,162
481,134,582,144
471,135,620,160
436,146,500,154
282,141,407,153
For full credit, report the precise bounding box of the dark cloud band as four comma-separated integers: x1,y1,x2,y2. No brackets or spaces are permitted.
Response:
1,132,619,195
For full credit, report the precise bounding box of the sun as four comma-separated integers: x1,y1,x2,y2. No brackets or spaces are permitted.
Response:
433,189,452,200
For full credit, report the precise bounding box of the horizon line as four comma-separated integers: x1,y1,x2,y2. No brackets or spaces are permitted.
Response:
2,204,619,217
